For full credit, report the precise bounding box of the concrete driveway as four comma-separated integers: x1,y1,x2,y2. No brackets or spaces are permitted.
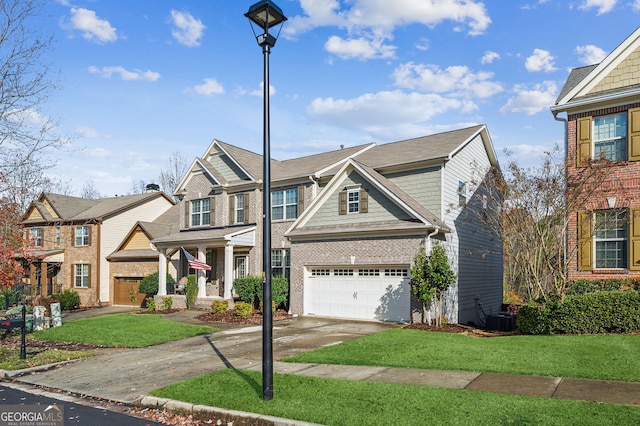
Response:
14,314,397,403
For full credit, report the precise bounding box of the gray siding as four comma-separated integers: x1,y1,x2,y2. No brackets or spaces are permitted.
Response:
385,166,442,219
306,171,413,227
209,154,249,182
442,134,502,325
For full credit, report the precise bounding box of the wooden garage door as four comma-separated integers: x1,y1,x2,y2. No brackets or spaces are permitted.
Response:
304,267,411,322
114,277,146,307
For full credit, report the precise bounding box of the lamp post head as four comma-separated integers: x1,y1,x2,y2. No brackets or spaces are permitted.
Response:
245,0,287,47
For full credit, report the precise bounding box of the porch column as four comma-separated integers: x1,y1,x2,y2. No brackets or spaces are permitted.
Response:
224,243,234,299
158,249,167,296
197,246,207,298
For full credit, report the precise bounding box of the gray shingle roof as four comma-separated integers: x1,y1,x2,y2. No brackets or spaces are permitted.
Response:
23,192,173,224
354,125,485,169
555,64,598,104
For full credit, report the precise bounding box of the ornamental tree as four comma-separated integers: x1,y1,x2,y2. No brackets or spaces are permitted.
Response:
410,242,457,326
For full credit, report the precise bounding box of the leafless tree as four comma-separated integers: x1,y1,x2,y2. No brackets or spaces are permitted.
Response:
158,151,188,199
478,145,610,302
80,179,102,200
0,0,68,210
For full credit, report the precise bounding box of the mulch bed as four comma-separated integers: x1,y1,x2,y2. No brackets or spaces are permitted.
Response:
196,309,293,325
404,322,517,337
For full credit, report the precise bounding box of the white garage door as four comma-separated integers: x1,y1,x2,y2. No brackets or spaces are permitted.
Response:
304,267,411,322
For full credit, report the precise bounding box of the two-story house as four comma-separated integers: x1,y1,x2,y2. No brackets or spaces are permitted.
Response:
21,190,174,306
150,125,502,324
552,26,640,282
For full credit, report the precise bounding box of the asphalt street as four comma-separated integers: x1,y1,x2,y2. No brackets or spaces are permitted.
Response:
0,383,163,426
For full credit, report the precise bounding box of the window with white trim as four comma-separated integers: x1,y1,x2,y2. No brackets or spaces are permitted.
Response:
594,210,628,269
235,194,245,223
458,181,467,207
55,227,61,247
29,228,43,247
191,198,210,227
74,264,90,288
272,249,290,280
311,269,330,276
75,226,89,246
594,113,627,162
348,189,360,213
272,189,298,220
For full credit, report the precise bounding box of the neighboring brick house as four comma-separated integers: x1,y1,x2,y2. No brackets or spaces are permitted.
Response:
551,27,640,281
21,191,174,306
150,125,503,324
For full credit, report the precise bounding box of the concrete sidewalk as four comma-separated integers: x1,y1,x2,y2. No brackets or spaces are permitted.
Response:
3,307,640,425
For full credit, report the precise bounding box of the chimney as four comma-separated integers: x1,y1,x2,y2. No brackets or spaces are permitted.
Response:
146,183,160,193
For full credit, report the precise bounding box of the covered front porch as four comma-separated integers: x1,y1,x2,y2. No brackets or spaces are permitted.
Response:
151,225,256,301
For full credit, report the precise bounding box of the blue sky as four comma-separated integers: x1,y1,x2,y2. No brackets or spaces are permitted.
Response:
37,0,640,197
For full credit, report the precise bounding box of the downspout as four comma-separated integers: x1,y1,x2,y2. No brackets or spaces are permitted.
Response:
426,227,439,254
553,110,569,290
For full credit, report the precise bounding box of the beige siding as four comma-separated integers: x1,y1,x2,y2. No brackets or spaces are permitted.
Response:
590,46,640,94
100,197,173,302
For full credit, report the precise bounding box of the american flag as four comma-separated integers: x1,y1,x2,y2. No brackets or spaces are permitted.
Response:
182,248,211,271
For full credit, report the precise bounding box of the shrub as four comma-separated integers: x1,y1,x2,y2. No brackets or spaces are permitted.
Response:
138,272,176,296
517,291,640,335
145,297,156,312
257,277,289,310
0,288,21,309
211,299,229,313
54,289,80,311
186,274,198,308
566,278,629,296
160,296,173,311
234,301,253,318
233,276,262,307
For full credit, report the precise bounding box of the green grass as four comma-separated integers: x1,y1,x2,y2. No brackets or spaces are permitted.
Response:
31,313,217,347
151,369,640,426
0,347,96,370
284,328,640,382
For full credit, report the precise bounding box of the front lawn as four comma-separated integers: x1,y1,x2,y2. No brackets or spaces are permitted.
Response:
31,313,217,348
285,328,640,382
151,369,640,426
0,346,96,370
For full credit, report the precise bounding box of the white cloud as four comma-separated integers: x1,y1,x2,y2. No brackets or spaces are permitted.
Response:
577,0,617,15
287,0,491,36
237,82,276,97
525,49,557,72
76,126,110,139
634,0,640,10
170,10,206,47
88,66,160,81
325,35,396,60
191,78,225,96
69,8,117,44
392,62,503,99
308,90,476,134
481,51,500,64
500,81,558,115
285,0,490,61
575,44,607,65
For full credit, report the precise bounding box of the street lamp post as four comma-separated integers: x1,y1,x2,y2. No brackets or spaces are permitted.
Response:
245,0,287,401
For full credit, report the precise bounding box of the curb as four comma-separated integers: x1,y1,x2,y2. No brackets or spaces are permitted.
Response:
136,395,323,426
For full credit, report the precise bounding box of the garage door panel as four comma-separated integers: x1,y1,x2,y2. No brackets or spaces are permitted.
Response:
305,269,410,322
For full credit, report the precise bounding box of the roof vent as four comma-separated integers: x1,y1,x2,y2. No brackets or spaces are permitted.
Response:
146,183,160,193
